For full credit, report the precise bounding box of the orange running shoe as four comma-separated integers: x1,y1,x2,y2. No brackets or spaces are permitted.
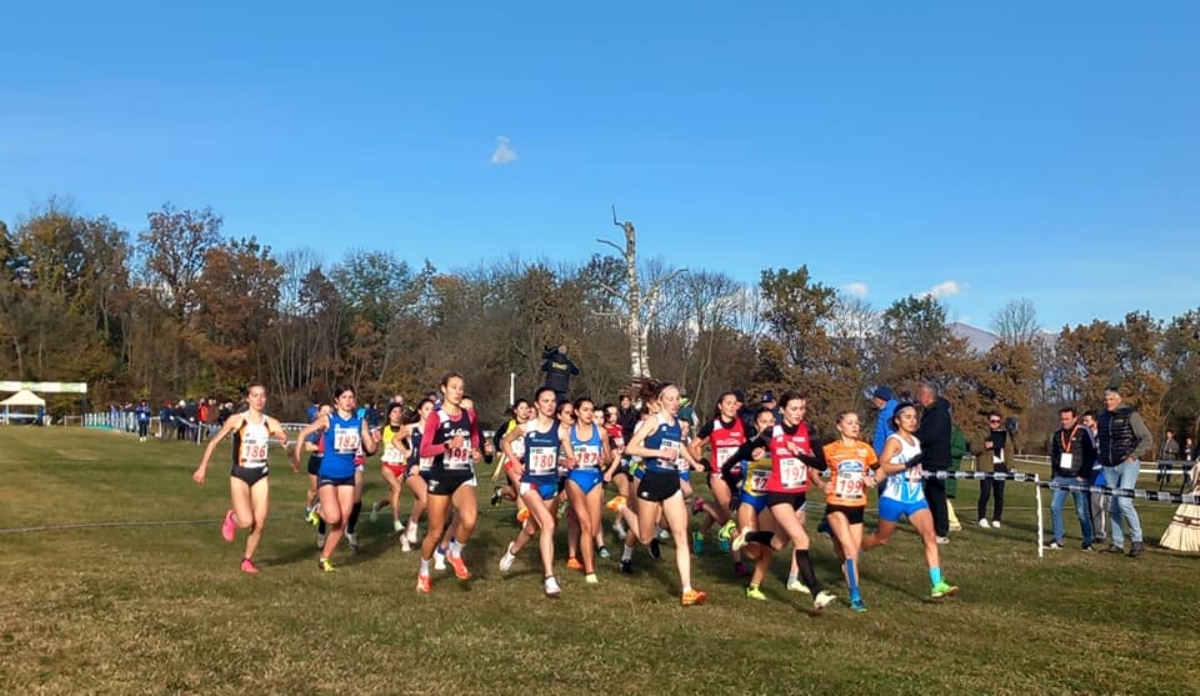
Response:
447,552,472,580
681,588,708,607
566,556,584,572
415,573,432,593
605,495,628,513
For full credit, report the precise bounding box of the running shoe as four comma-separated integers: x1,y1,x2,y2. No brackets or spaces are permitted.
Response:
240,558,259,574
566,557,584,572
731,527,751,553
690,497,705,516
447,551,471,580
935,536,950,545
850,597,868,613
318,558,336,573
221,510,236,542
745,585,767,601
316,531,326,549
691,531,705,555
649,539,662,560
307,504,321,526
605,495,628,513
620,559,634,575
657,527,669,541
717,519,737,541
369,501,380,523
584,573,599,585
681,588,708,606
346,532,360,550
813,590,837,610
786,578,812,595
393,519,404,534
517,507,531,525
400,537,412,553
598,545,611,559
405,522,419,545
490,487,503,506
544,575,562,597
991,520,1002,529
415,573,431,593
434,548,447,571
931,581,959,599
718,536,732,554
499,543,517,573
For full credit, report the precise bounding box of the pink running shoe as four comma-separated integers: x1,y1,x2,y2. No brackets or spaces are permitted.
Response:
240,558,259,574
221,510,236,542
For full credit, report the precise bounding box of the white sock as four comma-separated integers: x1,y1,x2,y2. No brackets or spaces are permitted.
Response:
449,540,463,556
419,559,430,576
621,545,634,561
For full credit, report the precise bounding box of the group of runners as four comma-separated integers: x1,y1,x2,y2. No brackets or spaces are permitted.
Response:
192,374,958,609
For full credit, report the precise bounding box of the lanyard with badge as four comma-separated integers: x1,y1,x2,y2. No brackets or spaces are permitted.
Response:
1059,425,1080,473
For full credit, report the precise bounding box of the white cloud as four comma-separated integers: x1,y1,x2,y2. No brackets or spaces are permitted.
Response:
925,280,963,299
490,136,518,165
841,282,869,298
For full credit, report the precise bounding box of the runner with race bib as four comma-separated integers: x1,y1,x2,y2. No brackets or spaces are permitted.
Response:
861,402,958,601
193,382,289,575
499,387,570,597
415,372,481,593
821,411,879,611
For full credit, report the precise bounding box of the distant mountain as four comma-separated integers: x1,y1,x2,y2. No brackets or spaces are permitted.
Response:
949,322,1056,354
950,322,999,353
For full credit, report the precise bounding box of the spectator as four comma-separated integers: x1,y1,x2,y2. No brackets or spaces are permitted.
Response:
1186,437,1196,461
541,345,579,403
1158,429,1180,488
135,400,151,443
159,401,173,439
1047,406,1096,550
1081,410,1107,546
916,380,952,544
174,400,188,440
217,401,232,426
1096,386,1152,557
678,394,699,431
970,410,1014,529
869,386,899,456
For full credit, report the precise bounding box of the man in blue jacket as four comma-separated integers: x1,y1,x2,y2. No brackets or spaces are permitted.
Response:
870,386,899,456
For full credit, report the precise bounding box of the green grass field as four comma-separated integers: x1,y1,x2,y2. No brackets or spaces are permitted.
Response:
2,428,1198,695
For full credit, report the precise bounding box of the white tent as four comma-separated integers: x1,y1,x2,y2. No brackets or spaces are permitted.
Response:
1,389,45,424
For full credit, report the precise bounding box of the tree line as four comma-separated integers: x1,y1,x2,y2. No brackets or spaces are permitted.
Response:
2,201,1198,450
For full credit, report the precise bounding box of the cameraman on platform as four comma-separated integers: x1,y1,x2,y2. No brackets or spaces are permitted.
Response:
541,345,579,403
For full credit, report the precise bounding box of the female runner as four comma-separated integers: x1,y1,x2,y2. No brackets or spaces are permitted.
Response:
719,406,778,599
498,388,571,596
400,399,435,550
688,391,747,562
416,373,481,592
620,380,708,606
821,411,878,611
192,382,289,573
732,391,836,609
861,403,958,600
563,396,610,583
290,384,376,571
370,402,411,535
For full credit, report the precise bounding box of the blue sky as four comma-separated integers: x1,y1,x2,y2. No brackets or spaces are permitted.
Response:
2,1,1197,331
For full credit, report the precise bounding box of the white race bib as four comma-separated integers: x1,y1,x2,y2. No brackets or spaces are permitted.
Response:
528,446,557,474
240,436,269,467
716,446,739,469
575,444,601,469
834,464,865,500
444,440,472,468
1059,452,1074,472
382,444,404,464
780,457,807,488
334,426,360,455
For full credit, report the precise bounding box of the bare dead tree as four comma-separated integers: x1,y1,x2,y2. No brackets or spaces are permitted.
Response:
595,205,684,379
